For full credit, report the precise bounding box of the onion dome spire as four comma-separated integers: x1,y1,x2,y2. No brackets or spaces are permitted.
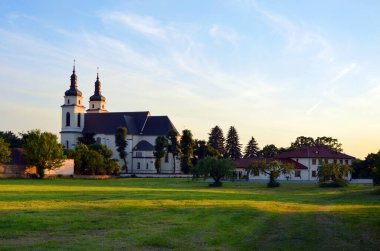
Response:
65,59,82,96
89,67,106,101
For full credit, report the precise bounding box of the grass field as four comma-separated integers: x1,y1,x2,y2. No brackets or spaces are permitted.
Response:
0,178,379,251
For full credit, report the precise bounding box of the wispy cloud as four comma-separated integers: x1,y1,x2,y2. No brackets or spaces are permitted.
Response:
209,24,239,43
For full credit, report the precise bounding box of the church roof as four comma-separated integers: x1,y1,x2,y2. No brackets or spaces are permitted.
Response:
133,140,155,151
65,66,82,97
83,112,178,136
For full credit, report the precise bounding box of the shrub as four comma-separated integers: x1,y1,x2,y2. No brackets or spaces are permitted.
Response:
319,178,348,188
208,181,223,187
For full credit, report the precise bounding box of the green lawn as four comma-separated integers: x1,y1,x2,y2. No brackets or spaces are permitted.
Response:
0,178,379,251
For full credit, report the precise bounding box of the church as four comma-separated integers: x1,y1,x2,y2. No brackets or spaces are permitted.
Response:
60,65,181,174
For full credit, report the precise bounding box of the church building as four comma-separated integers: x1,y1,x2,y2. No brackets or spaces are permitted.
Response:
60,66,180,174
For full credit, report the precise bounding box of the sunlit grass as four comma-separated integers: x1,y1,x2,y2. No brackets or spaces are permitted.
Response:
0,178,379,250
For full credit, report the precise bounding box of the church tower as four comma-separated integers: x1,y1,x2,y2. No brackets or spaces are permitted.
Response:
87,70,107,113
60,63,86,150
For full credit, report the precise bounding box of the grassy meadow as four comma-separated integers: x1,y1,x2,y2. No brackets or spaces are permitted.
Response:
0,178,379,250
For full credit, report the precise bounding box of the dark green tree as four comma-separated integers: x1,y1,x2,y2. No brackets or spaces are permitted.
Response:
225,126,242,160
290,136,315,150
193,140,220,165
115,127,128,172
315,136,343,152
180,129,195,174
22,130,65,178
167,129,180,173
0,131,22,148
0,138,11,164
77,132,96,145
154,136,168,174
244,137,259,158
208,126,225,157
192,157,234,187
259,144,278,158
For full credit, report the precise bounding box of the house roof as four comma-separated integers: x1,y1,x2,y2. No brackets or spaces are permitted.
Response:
234,157,308,170
133,140,155,151
83,112,177,136
142,116,178,135
276,146,355,159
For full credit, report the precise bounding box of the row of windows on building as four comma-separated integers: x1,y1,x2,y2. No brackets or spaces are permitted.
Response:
136,161,154,169
67,99,81,105
309,158,350,165
65,112,81,127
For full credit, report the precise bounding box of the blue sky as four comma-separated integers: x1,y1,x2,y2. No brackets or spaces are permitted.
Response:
1,0,380,158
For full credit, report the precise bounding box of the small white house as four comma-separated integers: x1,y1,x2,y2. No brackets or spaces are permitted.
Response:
235,146,355,181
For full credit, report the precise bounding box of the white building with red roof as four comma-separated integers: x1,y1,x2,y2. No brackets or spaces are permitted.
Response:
235,146,355,181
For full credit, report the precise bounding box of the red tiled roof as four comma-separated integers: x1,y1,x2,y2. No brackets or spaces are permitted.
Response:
234,157,308,170
276,146,355,159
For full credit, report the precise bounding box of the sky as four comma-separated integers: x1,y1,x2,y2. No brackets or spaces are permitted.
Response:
1,0,380,159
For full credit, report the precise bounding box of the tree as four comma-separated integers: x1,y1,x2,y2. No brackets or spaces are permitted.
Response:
167,129,180,173
318,162,351,187
192,157,234,187
259,144,278,158
290,136,315,150
180,129,195,174
154,136,168,174
77,132,96,145
115,127,128,172
22,130,65,178
0,138,11,164
68,143,120,175
244,137,259,158
225,126,242,160
0,131,22,148
208,126,225,157
193,140,220,165
315,136,343,152
248,160,295,187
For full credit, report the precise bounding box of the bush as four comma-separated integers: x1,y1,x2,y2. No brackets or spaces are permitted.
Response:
373,188,380,195
319,178,348,188
267,180,280,188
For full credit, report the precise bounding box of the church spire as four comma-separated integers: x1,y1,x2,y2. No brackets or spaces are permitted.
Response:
65,59,82,97
90,67,105,101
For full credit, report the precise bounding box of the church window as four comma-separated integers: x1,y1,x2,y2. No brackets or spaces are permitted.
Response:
295,170,301,178
92,104,95,108
102,105,104,109
312,159,316,165
66,140,69,149
67,99,70,104
66,112,70,126
146,163,149,169
136,152,142,157
78,100,81,104
137,162,141,169
77,114,81,127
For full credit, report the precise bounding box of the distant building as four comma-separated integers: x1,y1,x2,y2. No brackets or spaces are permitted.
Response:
235,146,355,181
60,66,180,174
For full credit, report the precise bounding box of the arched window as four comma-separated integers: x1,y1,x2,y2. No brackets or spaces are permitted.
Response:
77,113,81,127
66,112,70,126
92,104,95,108
78,100,81,104
102,105,104,109
66,140,69,149
67,99,70,104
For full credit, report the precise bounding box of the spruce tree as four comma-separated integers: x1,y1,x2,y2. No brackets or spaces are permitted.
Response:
208,126,225,157
180,129,195,174
167,129,180,173
225,126,242,160
244,137,259,158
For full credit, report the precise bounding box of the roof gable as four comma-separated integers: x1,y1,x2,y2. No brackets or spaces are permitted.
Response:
141,116,178,136
133,140,154,151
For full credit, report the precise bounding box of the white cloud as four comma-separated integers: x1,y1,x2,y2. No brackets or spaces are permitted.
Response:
209,24,239,43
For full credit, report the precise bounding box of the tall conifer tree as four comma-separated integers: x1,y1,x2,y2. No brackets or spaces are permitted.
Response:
208,126,225,157
244,137,259,158
225,126,242,160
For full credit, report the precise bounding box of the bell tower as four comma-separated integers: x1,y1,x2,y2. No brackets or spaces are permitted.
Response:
60,62,86,150
87,68,107,113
